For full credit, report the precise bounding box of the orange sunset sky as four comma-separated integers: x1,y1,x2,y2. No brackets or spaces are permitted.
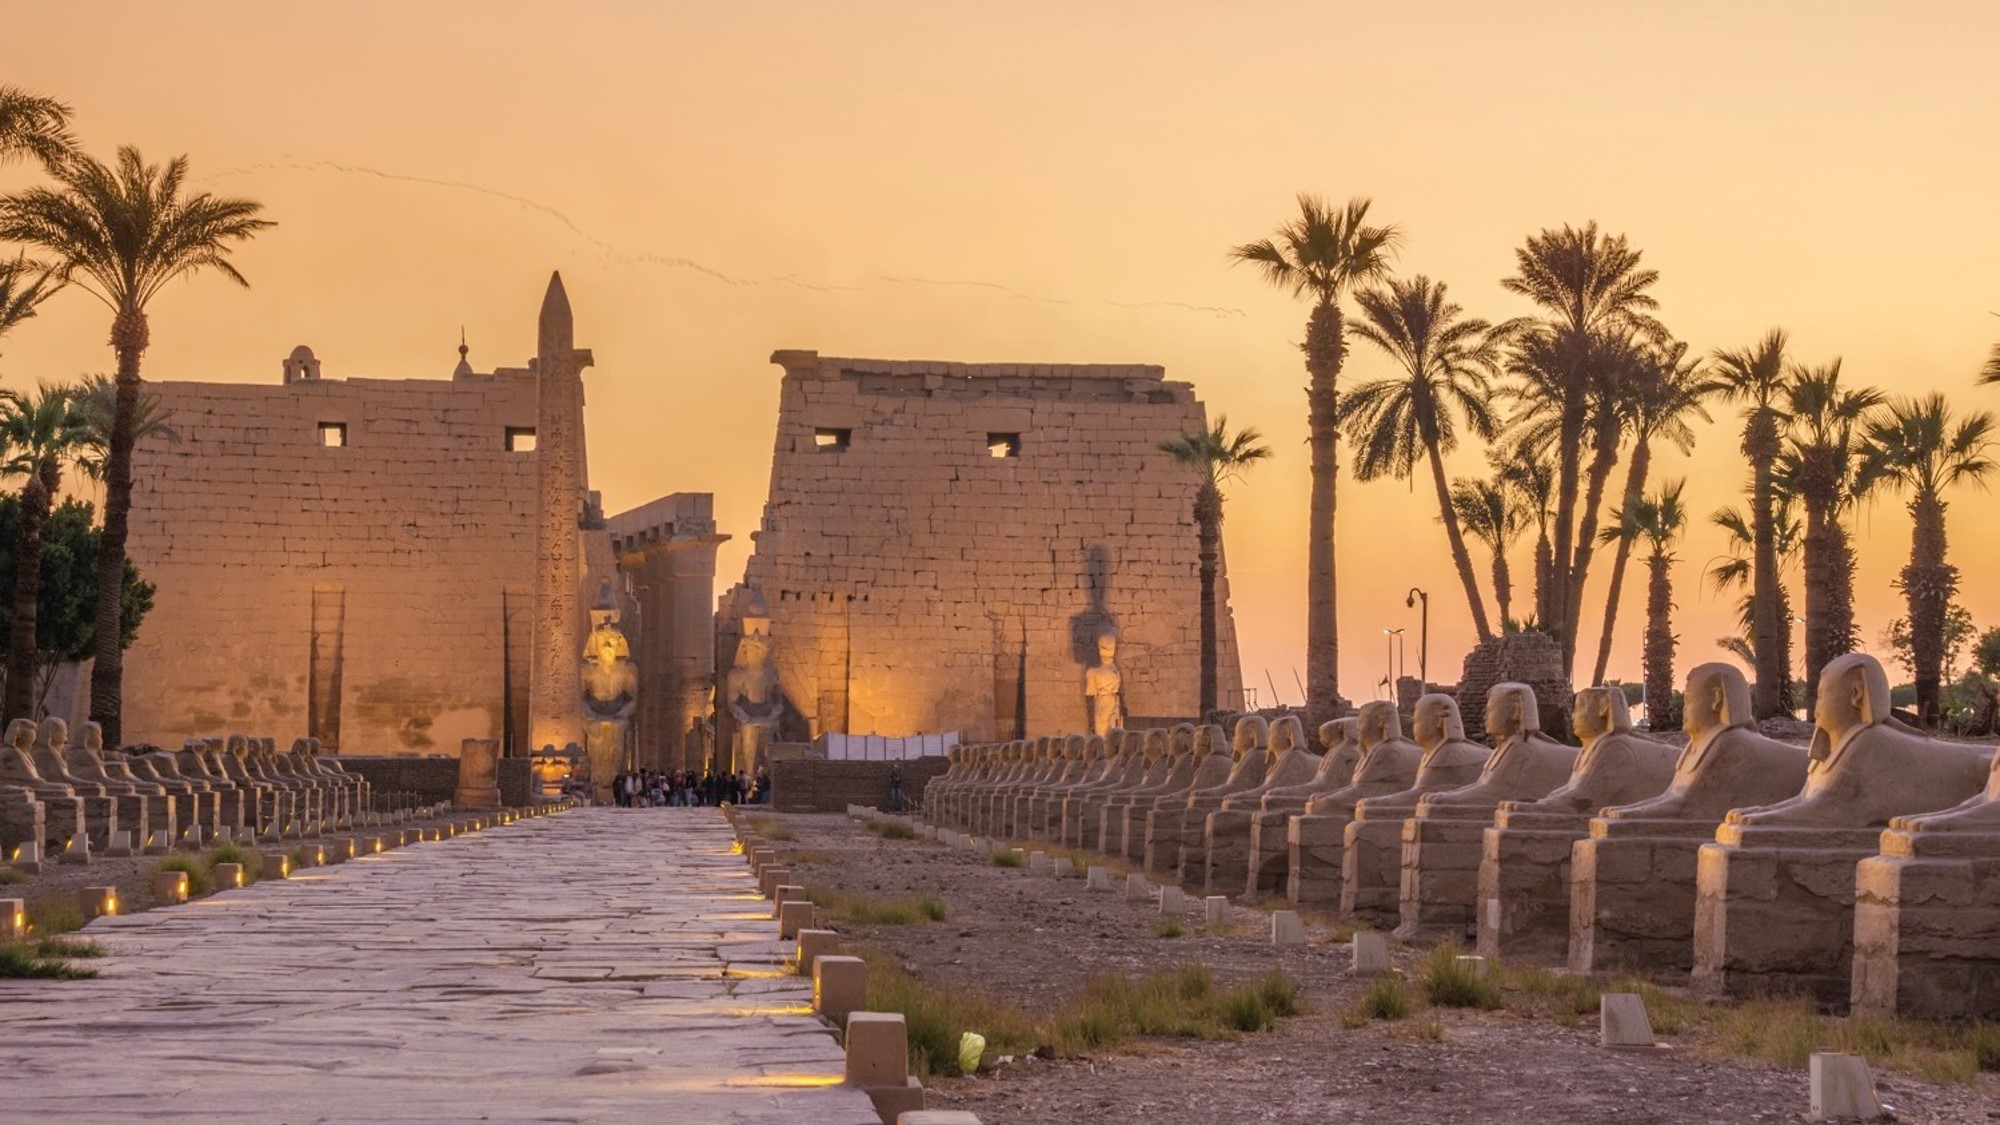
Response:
5,1,1998,706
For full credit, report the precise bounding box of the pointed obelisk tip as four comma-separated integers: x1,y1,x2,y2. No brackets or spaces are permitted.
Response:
537,271,572,351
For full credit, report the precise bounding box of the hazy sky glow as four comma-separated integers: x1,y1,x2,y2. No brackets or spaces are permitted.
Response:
5,1,1998,704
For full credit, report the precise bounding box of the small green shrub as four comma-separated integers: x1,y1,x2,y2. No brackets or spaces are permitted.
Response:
878,820,916,841
1973,1025,2000,1072
991,851,1024,868
1418,944,1502,1010
1153,918,1185,939
35,937,103,959
1359,977,1413,1021
26,900,84,937
206,843,262,883
0,944,97,979
0,868,23,886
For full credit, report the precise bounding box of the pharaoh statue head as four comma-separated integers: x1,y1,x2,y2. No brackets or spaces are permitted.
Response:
1411,694,1465,750
1319,720,1344,754
226,733,251,757
6,718,37,752
1085,734,1106,761
1170,724,1195,757
1064,733,1087,760
38,717,68,752
1193,724,1225,758
1485,683,1540,740
1359,700,1404,748
1268,715,1303,757
1682,662,1753,736
82,722,104,754
1095,629,1118,667
1144,728,1169,761
1811,653,1893,763
1572,687,1634,744
1231,715,1269,759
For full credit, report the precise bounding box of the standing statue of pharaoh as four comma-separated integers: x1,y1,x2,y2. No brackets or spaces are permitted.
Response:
1084,629,1125,738
580,584,638,804
726,598,783,775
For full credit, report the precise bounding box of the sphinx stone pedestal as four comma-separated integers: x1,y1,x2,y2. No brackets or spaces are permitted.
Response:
1569,817,1718,975
1850,828,2000,1020
1341,807,1410,926
1474,807,1595,961
1285,812,1350,906
1692,823,1884,1003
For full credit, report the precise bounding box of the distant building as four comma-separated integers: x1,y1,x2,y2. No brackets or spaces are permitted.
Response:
719,350,1244,749
119,276,720,765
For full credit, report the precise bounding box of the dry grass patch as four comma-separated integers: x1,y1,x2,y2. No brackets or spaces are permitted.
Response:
746,814,795,842
990,850,1024,868
153,855,214,897
1702,998,1998,1083
805,886,947,926
1417,943,1503,1010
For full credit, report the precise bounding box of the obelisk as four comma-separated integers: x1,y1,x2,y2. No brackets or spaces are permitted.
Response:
528,272,591,751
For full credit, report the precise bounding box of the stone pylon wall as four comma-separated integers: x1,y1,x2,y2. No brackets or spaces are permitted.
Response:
122,371,542,754
721,351,1244,743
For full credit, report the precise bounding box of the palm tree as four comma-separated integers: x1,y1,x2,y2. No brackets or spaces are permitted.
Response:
0,256,59,346
1712,329,1793,717
0,85,73,168
1632,479,1688,729
1499,223,1662,671
1590,338,1713,685
1160,416,1272,717
69,374,179,484
1450,477,1528,629
1231,195,1399,724
1783,360,1883,717
1708,501,1800,693
1342,275,1502,641
1981,339,1999,386
0,147,271,747
1495,444,1555,625
1,384,91,722
1864,395,1998,727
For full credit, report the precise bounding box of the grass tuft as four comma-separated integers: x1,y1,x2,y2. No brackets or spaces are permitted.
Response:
1418,943,1503,1010
1153,918,1185,939
746,814,795,842
27,900,84,937
206,843,263,883
803,887,948,926
0,943,97,979
154,855,213,897
1357,976,1414,1021
991,851,1024,868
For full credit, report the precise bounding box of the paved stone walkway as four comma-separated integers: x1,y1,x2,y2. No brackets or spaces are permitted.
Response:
0,808,880,1124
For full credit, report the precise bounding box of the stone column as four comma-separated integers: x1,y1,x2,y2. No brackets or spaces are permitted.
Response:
611,497,726,772
528,273,593,752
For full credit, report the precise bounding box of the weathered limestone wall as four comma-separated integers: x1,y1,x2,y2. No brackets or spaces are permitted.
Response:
724,351,1243,743
337,755,536,808
769,756,952,813
124,368,542,754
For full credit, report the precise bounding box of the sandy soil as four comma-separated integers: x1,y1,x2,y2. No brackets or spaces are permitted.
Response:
775,812,2000,1125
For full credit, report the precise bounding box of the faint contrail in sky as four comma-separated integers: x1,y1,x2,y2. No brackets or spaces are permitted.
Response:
209,159,1246,318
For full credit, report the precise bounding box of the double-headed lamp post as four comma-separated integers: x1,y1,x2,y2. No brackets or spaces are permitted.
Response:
1406,587,1429,688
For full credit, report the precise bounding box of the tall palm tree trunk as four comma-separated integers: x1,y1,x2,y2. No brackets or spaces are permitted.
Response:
1194,484,1222,717
1304,298,1343,724
1798,476,1836,721
1644,549,1677,729
1903,490,1953,728
1564,409,1622,674
4,466,52,722
1827,521,1858,689
89,305,146,748
1546,400,1585,650
1492,549,1513,629
1532,525,1552,628
1591,435,1653,685
1747,410,1786,717
1422,430,1493,642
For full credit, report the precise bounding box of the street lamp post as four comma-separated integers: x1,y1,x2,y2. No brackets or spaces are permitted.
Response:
1384,628,1406,692
1406,587,1429,687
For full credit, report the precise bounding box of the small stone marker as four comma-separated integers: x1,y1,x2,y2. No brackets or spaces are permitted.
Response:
106,831,134,858
1028,851,1048,874
1159,885,1185,914
1350,931,1391,977
214,827,231,846
1809,1052,1882,1120
143,831,171,856
778,900,814,939
262,852,291,880
11,840,42,874
898,1112,984,1124
180,826,204,852
1455,954,1488,978
1125,873,1150,901
213,862,245,888
1084,865,1111,890
813,955,867,1024
844,1012,910,1087
760,866,791,898
153,869,189,905
1271,910,1306,947
58,834,91,866
1599,992,1655,1047
1204,895,1228,927
796,928,841,972
1,897,24,939
81,885,117,918
773,884,806,918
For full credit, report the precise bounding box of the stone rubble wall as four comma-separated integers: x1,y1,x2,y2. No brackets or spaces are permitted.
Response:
769,755,952,813
1456,632,1573,739
337,755,536,809
723,352,1244,743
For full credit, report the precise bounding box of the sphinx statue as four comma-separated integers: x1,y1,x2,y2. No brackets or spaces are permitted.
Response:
1142,724,1232,875
1171,716,1270,887
58,717,168,847
1066,730,1148,850
1473,686,1678,960
1109,725,1196,861
1341,694,1491,924
30,718,122,852
1026,734,1104,841
963,742,1017,834
1692,653,1993,1002
986,738,1050,838
1852,746,2000,1019
127,742,223,844
1096,728,1173,855
1204,716,1320,898
1245,717,1358,899
0,719,85,853
1285,705,1420,908
1059,731,1129,847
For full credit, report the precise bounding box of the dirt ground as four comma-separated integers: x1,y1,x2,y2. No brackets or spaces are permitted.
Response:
774,812,2000,1125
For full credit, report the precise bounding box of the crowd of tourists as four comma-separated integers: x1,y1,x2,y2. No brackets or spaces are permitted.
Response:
610,767,770,807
